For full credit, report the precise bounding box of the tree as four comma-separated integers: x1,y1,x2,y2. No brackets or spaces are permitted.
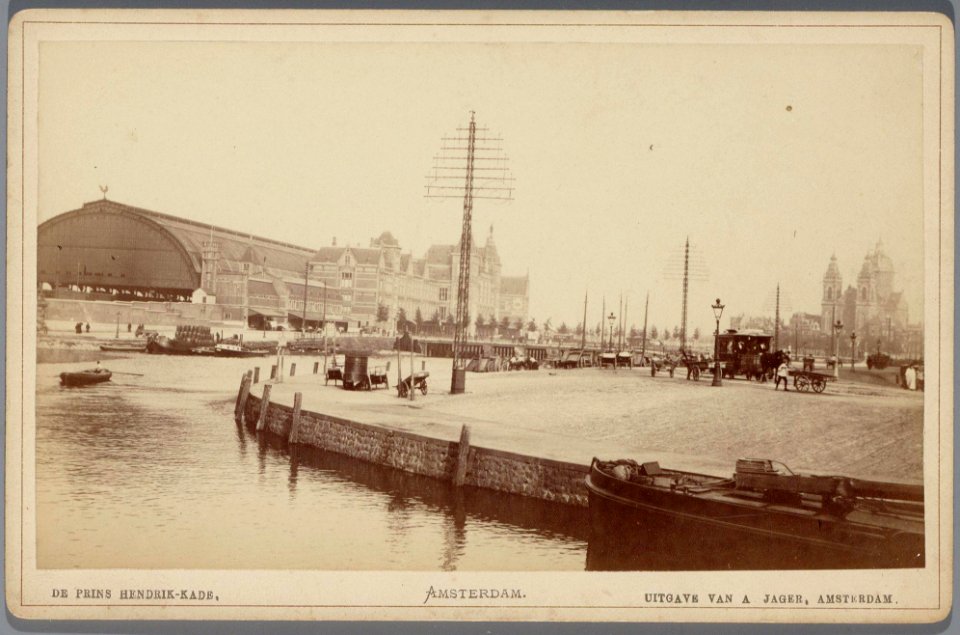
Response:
693,327,701,341
672,325,681,339
513,318,524,331
574,322,583,335
662,327,671,341
396,307,408,332
444,314,455,336
376,303,389,323
475,314,486,331
650,325,659,340
558,322,570,335
414,308,424,333
542,318,553,333
526,319,538,332
500,316,511,331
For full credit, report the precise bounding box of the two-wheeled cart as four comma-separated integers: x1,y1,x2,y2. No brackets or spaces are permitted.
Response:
788,368,835,393
397,371,429,398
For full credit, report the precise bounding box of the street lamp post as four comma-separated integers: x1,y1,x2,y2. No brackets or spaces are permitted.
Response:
832,319,843,379
607,312,615,352
850,332,857,371
115,312,120,339
711,298,725,387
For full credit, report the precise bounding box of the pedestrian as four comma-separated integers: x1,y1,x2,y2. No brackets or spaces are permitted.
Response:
127,322,131,333
775,356,790,391
905,364,917,391
94,360,102,373
85,322,90,333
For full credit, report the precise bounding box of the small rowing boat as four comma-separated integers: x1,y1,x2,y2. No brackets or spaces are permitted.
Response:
60,369,112,386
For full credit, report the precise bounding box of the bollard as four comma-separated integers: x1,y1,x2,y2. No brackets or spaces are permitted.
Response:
270,365,277,380
236,372,252,424
253,367,260,384
452,424,471,487
313,361,319,375
290,363,297,377
256,384,273,432
289,392,303,444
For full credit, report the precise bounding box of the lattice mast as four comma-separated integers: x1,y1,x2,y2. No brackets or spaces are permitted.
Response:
663,236,708,352
425,112,514,393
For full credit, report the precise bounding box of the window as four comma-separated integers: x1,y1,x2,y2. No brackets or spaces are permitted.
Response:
439,288,449,302
341,271,354,288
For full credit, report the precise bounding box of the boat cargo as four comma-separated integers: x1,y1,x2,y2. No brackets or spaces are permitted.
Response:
146,324,216,355
585,457,924,570
60,369,112,386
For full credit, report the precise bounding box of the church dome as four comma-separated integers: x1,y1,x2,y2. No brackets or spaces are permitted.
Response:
375,231,399,247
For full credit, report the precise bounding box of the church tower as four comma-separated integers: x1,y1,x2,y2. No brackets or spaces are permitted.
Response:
821,253,843,331
856,253,875,331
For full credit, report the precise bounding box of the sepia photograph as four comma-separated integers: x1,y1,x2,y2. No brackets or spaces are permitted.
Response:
5,9,953,622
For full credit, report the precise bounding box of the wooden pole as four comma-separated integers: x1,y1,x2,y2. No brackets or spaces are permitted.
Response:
253,367,260,384
313,361,319,374
409,340,415,401
288,391,303,444
235,372,252,424
234,372,248,418
256,384,272,431
452,424,471,487
290,362,297,377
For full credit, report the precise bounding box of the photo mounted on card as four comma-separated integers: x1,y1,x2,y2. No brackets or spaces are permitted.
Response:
5,9,953,623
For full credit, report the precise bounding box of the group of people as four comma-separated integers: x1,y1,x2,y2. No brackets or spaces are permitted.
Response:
73,322,90,334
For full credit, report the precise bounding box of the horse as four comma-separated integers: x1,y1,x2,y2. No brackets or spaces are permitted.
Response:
759,350,790,382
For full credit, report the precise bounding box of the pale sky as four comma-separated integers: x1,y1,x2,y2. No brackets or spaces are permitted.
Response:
38,40,925,335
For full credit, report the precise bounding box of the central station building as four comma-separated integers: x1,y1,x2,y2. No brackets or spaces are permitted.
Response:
37,198,530,333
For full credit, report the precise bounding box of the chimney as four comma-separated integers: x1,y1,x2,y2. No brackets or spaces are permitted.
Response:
332,236,337,247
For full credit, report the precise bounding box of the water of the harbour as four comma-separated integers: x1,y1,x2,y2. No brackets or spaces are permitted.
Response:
35,354,592,570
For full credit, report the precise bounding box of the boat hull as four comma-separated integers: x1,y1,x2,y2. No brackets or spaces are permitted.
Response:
99,345,146,353
60,370,112,386
585,462,924,571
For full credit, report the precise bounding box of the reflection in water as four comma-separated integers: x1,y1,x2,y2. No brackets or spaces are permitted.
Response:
36,353,592,570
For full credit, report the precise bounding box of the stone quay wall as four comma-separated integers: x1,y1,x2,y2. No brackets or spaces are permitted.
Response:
241,392,589,506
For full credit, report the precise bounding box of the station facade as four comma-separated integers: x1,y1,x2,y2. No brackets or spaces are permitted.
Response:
38,198,530,333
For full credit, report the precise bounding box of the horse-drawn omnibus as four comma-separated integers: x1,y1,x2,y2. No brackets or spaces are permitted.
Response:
716,329,774,380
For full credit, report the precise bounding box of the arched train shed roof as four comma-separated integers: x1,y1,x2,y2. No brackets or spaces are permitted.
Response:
38,199,314,294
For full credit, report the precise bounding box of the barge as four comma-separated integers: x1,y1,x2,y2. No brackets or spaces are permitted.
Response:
585,457,924,570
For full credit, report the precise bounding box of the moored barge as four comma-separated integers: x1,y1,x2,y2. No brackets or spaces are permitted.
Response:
585,457,924,570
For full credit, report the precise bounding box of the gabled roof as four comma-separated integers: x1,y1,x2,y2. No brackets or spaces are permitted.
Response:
500,275,529,295
426,244,454,264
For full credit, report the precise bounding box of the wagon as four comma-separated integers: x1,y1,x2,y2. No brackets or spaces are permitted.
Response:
788,369,835,393
682,357,713,381
397,371,429,397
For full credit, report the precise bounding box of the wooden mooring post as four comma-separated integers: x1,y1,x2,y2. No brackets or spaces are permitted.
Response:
452,424,471,487
270,365,277,380
290,363,297,377
253,367,260,384
256,384,272,432
288,392,303,444
313,361,319,375
234,371,252,424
